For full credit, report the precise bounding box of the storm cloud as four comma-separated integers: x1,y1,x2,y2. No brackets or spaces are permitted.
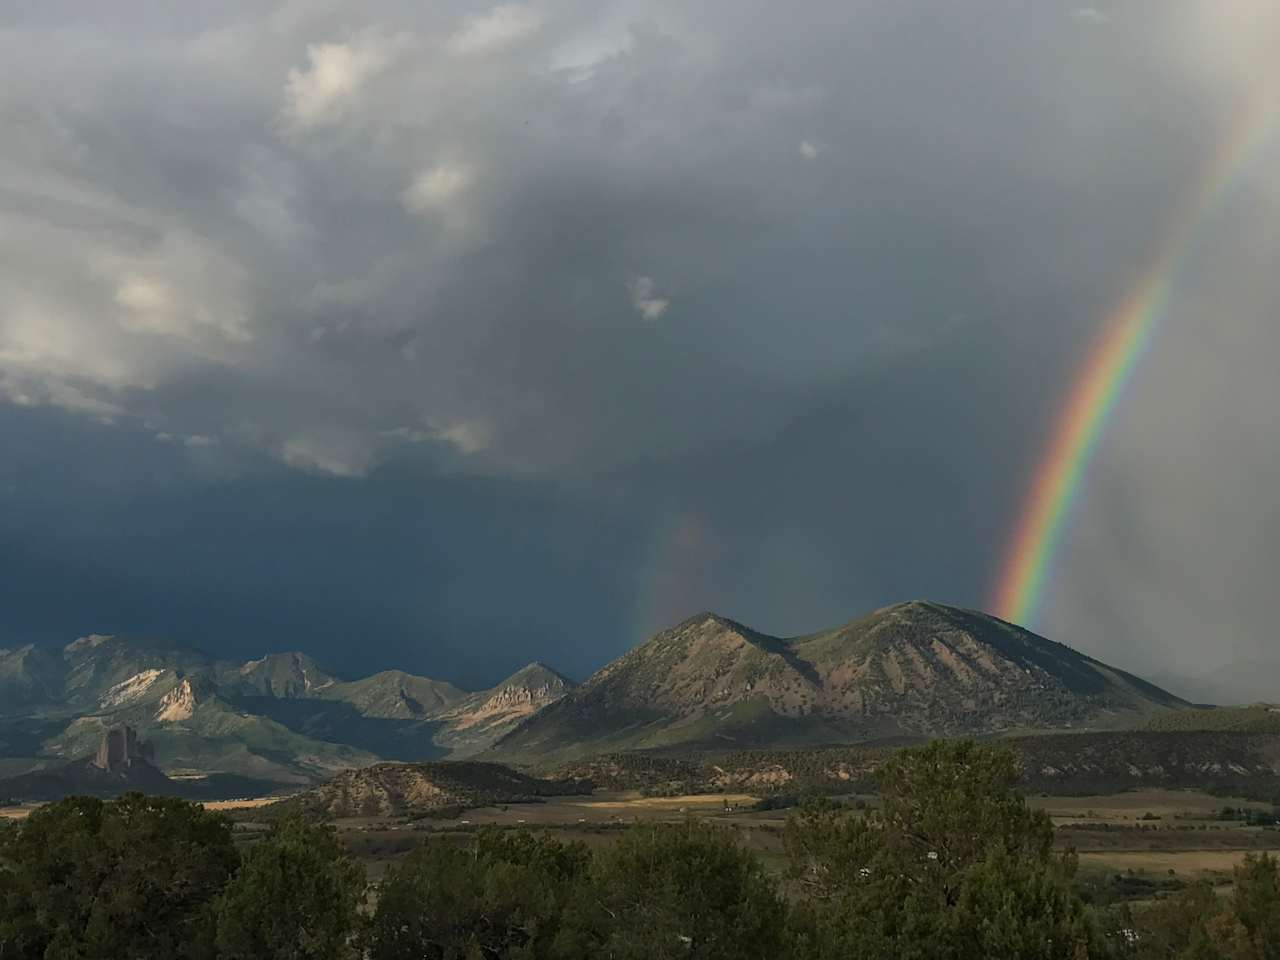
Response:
1,2,1276,692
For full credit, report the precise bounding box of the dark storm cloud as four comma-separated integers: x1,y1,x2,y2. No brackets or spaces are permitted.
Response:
1,2,1277,686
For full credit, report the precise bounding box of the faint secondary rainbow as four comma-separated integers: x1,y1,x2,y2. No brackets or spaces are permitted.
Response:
992,92,1277,628
630,511,709,641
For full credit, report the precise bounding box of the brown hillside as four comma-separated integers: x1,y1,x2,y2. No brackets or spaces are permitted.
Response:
488,601,1187,762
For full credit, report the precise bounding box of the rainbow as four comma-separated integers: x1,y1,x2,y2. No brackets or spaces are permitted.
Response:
630,511,708,640
992,93,1276,628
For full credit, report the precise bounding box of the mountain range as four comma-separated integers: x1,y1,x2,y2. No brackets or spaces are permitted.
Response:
0,635,572,790
0,601,1199,794
486,601,1187,763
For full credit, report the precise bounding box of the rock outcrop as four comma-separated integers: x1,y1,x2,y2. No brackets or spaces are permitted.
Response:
92,725,156,771
0,724,173,800
155,678,197,722
288,760,586,819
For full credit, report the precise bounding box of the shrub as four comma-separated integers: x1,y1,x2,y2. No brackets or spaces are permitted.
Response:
786,740,1095,960
579,820,788,960
0,793,238,960
214,816,366,960
364,828,589,960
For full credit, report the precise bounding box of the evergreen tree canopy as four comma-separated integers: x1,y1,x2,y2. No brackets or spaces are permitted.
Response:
0,793,238,960
214,815,365,960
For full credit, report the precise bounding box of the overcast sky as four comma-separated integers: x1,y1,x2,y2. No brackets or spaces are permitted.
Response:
1,2,1276,693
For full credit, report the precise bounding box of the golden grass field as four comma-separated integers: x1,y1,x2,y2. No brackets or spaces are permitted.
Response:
201,796,294,812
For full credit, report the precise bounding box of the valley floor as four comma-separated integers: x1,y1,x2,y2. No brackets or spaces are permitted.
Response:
11,785,1278,896
261,787,1280,890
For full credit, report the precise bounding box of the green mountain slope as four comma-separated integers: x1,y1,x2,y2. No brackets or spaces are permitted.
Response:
432,662,576,756
244,663,574,761
43,684,379,785
0,645,68,715
317,670,466,719
0,603,1191,786
488,601,1188,763
216,652,337,699
61,635,212,710
0,633,574,786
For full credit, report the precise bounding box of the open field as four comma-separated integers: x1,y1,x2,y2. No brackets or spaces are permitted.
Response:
8,785,1278,894
576,792,759,811
1030,789,1260,821
316,787,1280,889
201,796,295,812
1078,849,1280,880
439,792,760,824
4,795,299,817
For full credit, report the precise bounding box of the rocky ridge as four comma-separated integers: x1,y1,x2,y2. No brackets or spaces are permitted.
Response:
288,761,586,819
0,633,574,786
488,601,1188,763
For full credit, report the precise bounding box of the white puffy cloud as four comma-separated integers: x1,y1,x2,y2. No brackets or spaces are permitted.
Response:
2,0,1273,491
383,420,490,454
280,432,378,478
284,31,407,128
448,5,541,57
1,0,1279,680
0,1,1276,509
403,162,474,213
0,368,124,420
435,421,490,455
97,234,251,344
0,204,249,416
628,276,670,321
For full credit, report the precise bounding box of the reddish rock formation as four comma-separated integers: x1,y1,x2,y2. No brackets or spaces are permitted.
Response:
92,725,155,772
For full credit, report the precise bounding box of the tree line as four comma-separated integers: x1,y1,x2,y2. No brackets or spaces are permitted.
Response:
2,740,1278,959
